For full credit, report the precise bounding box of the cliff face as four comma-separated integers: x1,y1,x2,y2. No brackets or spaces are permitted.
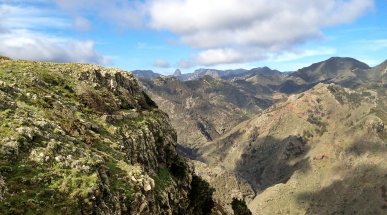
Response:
0,59,194,214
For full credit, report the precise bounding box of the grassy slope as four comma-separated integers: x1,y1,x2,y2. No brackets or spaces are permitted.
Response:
0,59,190,214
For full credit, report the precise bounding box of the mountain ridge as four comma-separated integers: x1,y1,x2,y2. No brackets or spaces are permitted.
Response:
136,56,387,214
0,58,224,214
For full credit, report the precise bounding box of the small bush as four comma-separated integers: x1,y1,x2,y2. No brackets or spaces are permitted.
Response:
78,86,118,113
231,198,252,215
188,175,215,215
170,157,188,179
153,168,173,192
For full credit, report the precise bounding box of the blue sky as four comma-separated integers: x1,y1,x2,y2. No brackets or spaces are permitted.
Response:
0,0,386,74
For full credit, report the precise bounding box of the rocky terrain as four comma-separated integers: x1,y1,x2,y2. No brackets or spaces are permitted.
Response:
0,58,220,215
138,57,387,214
139,75,284,150
199,83,386,214
1,56,385,215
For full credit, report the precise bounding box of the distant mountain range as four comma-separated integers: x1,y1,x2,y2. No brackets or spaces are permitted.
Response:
136,57,387,213
137,57,386,149
132,66,283,81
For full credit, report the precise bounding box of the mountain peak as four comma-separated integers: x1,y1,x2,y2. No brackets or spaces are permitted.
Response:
325,57,369,66
174,69,182,76
375,59,387,69
131,70,162,79
292,57,370,82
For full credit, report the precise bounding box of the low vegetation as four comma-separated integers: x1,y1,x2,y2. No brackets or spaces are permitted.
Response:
231,198,252,215
0,59,206,214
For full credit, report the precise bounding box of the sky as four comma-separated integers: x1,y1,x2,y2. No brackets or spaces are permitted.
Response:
0,0,386,74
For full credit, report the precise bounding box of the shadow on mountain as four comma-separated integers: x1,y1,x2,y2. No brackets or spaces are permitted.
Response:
176,144,204,161
296,164,387,214
345,139,387,156
233,135,311,191
270,80,319,94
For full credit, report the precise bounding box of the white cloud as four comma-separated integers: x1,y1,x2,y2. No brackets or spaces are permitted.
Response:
148,0,373,65
178,59,195,69
153,59,170,68
0,4,70,30
2,0,374,67
0,1,109,65
269,47,337,62
55,0,147,29
74,16,92,31
195,48,266,66
0,31,110,64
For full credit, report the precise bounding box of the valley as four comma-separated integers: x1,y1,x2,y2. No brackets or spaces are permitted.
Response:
137,57,387,214
1,1,386,214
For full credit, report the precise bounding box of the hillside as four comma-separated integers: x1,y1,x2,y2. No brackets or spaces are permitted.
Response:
290,57,371,88
139,75,284,149
175,67,282,81
198,83,386,214
135,57,386,214
0,58,219,214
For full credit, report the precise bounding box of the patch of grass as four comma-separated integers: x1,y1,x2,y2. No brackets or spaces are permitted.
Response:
49,169,98,199
105,160,133,199
153,168,173,192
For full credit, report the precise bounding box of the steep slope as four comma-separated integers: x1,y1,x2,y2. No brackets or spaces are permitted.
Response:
139,75,282,149
0,58,216,214
138,57,374,151
290,57,370,87
198,83,386,214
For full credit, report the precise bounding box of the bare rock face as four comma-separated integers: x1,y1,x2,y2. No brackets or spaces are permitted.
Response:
0,60,205,214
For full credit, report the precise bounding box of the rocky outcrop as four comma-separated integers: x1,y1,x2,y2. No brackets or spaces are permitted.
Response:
0,59,204,214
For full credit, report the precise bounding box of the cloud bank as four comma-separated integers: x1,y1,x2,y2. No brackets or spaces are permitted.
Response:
0,31,109,64
56,0,373,66
149,0,374,66
0,2,109,65
153,59,170,68
1,0,375,67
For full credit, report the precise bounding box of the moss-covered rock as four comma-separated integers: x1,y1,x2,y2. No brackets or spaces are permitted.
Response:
0,60,201,214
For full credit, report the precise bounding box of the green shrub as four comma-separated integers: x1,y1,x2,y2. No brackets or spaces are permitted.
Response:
153,168,173,192
188,175,215,215
78,86,118,113
231,198,252,215
170,157,188,179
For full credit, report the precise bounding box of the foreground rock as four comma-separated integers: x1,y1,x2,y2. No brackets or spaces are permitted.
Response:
0,58,218,214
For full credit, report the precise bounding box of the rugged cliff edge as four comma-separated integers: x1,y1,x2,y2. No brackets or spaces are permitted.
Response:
0,58,214,214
